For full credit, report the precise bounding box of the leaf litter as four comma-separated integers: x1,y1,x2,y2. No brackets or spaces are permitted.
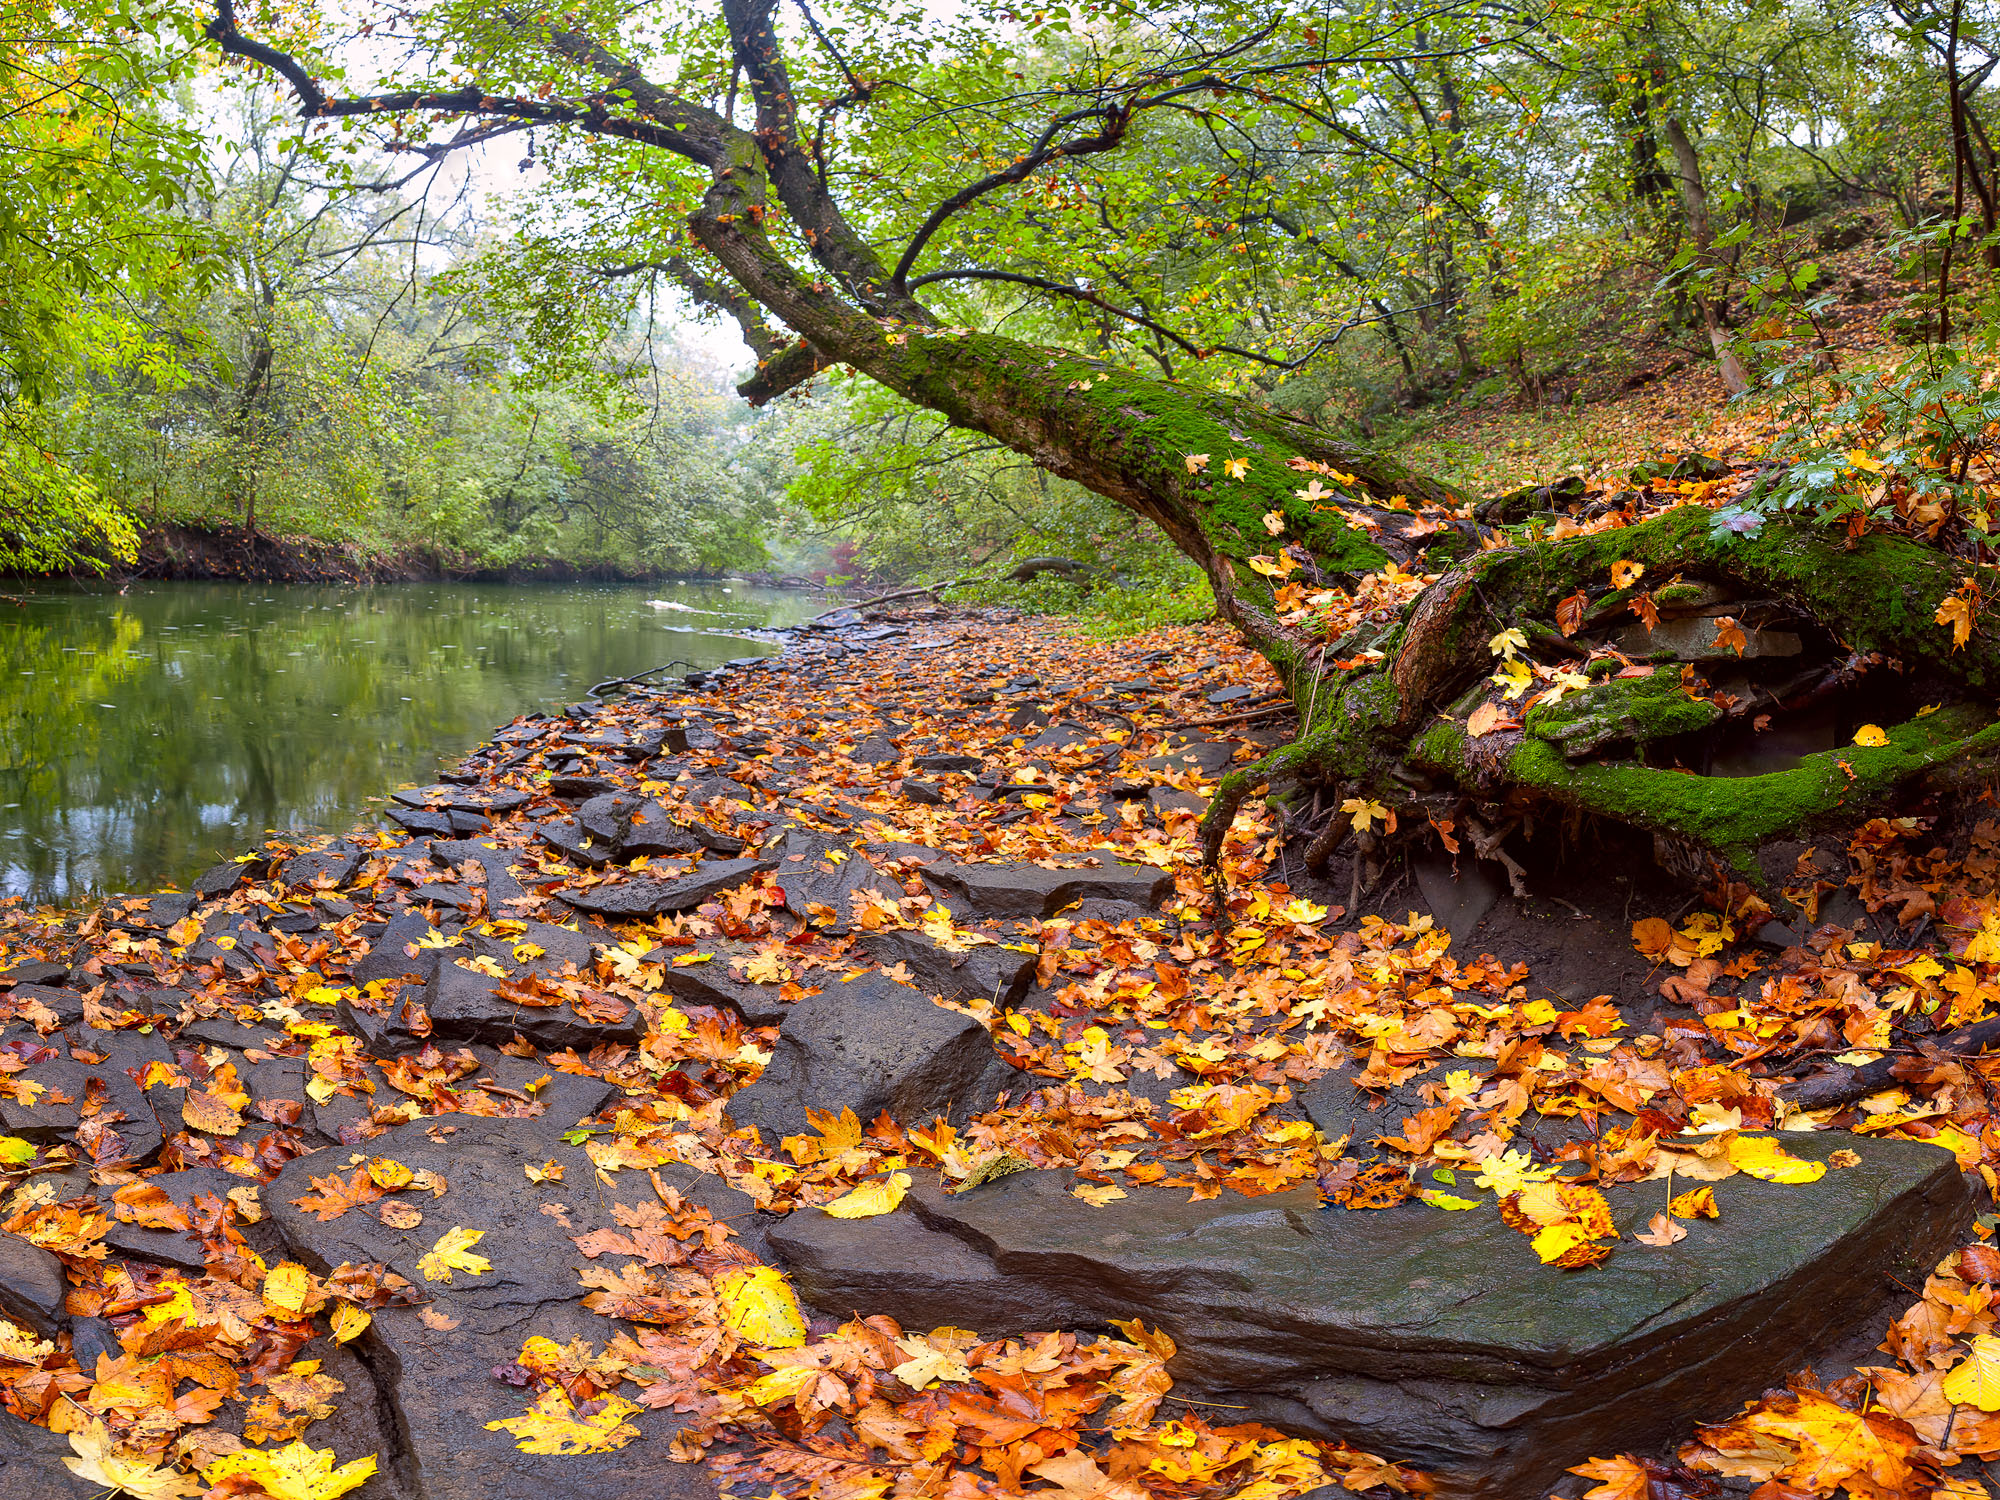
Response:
3,592,2000,1497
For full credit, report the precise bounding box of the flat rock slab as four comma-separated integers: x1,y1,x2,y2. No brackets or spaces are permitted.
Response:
922,859,1172,919
856,929,1036,1007
768,1135,1973,1499
266,1105,743,1500
726,972,1014,1142
559,858,775,919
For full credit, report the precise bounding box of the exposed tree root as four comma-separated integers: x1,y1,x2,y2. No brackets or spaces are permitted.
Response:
1204,503,2000,888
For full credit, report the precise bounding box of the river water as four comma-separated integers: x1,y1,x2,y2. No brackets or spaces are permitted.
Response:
0,579,822,906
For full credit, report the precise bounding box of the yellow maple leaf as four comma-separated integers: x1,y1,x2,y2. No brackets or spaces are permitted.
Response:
1224,457,1250,481
1183,452,1211,473
1852,724,1889,747
1945,1334,2000,1411
65,1420,201,1499
417,1225,491,1283
200,1441,378,1500
1609,560,1644,590
822,1171,911,1218
714,1264,808,1348
1668,1187,1719,1219
485,1388,640,1455
1725,1135,1825,1184
262,1261,312,1320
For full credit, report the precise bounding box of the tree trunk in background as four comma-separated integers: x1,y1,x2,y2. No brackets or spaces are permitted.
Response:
1664,115,1752,397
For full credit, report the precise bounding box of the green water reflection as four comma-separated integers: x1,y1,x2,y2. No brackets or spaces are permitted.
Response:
1,580,818,905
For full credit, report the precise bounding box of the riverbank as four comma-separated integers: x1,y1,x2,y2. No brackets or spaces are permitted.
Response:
0,605,1989,1500
13,521,846,590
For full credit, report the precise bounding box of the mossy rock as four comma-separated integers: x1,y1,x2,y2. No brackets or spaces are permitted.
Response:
1522,673,1722,760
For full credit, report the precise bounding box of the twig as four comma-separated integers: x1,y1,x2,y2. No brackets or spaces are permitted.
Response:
587,660,692,697
1782,1015,2000,1110
1158,699,1293,730
808,576,989,621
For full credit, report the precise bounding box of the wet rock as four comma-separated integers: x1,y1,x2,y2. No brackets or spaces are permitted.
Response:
1,961,69,987
856,929,1036,1007
922,859,1172,919
3,985,83,1028
267,1107,737,1500
386,807,456,837
0,1231,67,1339
548,774,622,800
726,972,1012,1141
93,1165,268,1272
0,1408,95,1500
534,818,611,868
849,736,902,765
192,860,260,899
576,794,740,859
279,847,365,890
770,1136,1972,1499
419,963,641,1055
764,832,904,928
558,857,775,919
914,753,982,773
429,840,529,905
900,778,946,806
350,913,457,988
1144,739,1238,777
647,949,791,1027
1411,855,1502,953
1207,685,1254,704
0,1028,168,1165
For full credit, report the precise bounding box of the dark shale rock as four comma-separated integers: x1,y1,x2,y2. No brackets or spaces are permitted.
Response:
3,984,82,1028
856,929,1037,1007
266,1106,738,1500
762,831,904,927
557,857,775,919
0,1408,95,1500
725,972,1014,1142
0,1027,167,1165
278,847,365,890
192,859,260,898
913,753,982,773
921,859,1172,919
535,817,612,868
429,839,529,905
0,1232,67,1339
768,1136,1974,1500
349,913,457,987
575,793,741,859
0,961,69,987
647,947,791,1027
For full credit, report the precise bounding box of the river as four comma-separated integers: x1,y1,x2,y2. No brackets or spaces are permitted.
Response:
0,579,822,906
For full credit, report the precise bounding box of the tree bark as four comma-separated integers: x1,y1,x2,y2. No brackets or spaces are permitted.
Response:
1663,116,1753,397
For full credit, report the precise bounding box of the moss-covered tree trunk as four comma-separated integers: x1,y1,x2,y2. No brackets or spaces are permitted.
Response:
208,0,2000,886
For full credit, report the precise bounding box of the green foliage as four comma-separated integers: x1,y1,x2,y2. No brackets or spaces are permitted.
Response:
1,1,219,570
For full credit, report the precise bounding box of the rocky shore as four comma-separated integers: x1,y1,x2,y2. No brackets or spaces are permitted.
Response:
0,604,1985,1500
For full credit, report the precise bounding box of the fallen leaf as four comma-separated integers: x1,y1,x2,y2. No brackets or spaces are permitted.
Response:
417,1225,491,1283
485,1388,640,1455
1634,1212,1687,1247
821,1170,911,1219
199,1440,378,1500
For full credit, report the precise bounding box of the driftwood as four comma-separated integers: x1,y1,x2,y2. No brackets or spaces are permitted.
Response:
1780,1017,2000,1111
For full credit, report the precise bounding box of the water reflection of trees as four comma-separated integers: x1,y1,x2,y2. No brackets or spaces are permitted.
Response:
0,581,811,903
